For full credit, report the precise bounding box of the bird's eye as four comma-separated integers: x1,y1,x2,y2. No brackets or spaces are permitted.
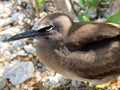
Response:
45,25,53,32
37,25,54,33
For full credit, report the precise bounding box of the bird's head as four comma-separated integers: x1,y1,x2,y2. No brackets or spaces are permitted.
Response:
6,13,73,42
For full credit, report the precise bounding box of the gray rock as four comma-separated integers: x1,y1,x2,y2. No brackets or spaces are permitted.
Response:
71,80,78,87
24,44,36,54
59,77,70,85
3,61,34,85
8,40,25,52
17,50,27,56
0,2,12,18
0,18,15,27
0,77,6,89
42,66,50,71
34,71,41,81
48,76,59,86
0,27,21,35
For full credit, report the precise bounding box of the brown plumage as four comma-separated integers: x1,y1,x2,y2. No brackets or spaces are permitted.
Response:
7,13,120,84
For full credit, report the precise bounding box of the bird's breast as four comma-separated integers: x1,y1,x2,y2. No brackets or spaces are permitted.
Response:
35,41,76,76
35,39,120,84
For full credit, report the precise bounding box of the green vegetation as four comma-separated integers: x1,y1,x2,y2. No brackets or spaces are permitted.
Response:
75,0,108,22
107,9,120,24
37,0,45,5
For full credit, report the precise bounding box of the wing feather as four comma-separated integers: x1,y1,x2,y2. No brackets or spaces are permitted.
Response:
60,22,120,79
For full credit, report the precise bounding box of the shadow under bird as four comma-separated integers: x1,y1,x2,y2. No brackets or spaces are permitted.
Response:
6,13,120,85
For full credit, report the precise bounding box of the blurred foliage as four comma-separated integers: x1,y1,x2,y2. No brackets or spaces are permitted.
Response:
76,0,107,8
35,0,120,24
77,8,92,22
106,9,120,24
82,16,90,22
37,0,45,5
75,0,108,22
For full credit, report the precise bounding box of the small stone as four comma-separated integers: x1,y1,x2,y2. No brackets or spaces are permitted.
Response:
34,71,41,81
54,73,70,85
11,87,19,90
50,71,55,76
42,76,49,83
41,71,50,78
32,39,38,43
0,42,13,60
8,40,25,52
54,73,62,79
17,50,26,56
0,34,11,41
42,66,50,71
71,80,78,87
59,78,70,85
0,42,10,51
39,12,47,17
118,76,120,81
48,76,59,86
3,50,15,60
0,2,12,18
23,18,31,24
36,62,42,68
0,18,14,27
0,27,21,35
3,61,34,85
24,44,36,54
3,87,9,90
0,77,6,89
22,55,34,61
0,68,4,77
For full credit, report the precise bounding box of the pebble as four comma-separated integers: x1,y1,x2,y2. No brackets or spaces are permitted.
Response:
8,40,25,52
13,12,26,25
0,34,11,41
0,68,4,76
0,27,21,35
0,2,12,18
42,76,49,83
17,50,27,56
54,73,70,85
42,66,50,71
3,50,15,60
54,73,62,79
71,80,78,87
0,18,15,27
117,76,120,81
0,42,10,51
3,87,9,90
3,61,34,85
0,77,6,89
59,77,71,85
24,44,36,54
36,62,42,68
34,70,41,81
48,76,59,86
32,39,38,43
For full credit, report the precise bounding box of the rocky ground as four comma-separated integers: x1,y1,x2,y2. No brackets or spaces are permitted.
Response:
0,0,120,90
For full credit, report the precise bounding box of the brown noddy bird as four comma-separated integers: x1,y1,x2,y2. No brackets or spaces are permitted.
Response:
6,13,120,84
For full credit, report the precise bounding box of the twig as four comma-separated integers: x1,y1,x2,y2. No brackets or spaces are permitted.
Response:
35,0,40,18
69,0,78,17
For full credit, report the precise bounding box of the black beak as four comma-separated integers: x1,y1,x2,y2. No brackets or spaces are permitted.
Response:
5,25,53,42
